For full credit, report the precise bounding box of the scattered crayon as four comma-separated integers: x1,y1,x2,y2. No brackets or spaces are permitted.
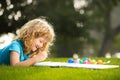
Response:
68,58,74,63
68,57,110,65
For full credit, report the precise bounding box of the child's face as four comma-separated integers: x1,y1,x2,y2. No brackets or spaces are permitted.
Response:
32,37,45,52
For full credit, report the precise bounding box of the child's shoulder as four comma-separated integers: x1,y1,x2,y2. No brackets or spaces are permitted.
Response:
10,40,22,46
12,40,22,43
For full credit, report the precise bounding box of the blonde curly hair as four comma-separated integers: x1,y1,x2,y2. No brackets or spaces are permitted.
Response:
15,18,55,56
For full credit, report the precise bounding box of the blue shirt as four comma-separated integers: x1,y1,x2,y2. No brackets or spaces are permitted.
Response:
0,40,30,65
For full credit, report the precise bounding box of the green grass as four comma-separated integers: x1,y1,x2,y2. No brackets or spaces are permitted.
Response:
0,57,120,80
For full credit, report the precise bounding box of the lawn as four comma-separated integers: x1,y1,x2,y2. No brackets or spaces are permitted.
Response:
0,57,120,80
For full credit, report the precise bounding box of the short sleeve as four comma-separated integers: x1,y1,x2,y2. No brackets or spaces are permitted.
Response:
8,43,21,54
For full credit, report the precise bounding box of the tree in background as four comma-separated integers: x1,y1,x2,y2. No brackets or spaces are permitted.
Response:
85,0,120,57
0,0,120,57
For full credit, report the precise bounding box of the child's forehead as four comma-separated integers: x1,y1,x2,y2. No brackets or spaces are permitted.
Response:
34,33,51,42
35,37,47,42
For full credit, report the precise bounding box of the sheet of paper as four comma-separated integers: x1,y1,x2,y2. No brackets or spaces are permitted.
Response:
34,62,119,69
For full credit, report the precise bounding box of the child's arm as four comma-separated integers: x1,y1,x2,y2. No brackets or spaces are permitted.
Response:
10,51,48,66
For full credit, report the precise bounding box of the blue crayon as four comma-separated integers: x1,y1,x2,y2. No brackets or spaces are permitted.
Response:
68,58,74,63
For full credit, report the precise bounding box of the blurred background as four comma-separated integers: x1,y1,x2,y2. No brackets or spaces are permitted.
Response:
0,0,120,58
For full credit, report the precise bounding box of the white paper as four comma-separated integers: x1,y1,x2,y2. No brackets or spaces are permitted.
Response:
34,61,119,69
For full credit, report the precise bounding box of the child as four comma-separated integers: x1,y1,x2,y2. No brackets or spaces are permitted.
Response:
0,18,55,66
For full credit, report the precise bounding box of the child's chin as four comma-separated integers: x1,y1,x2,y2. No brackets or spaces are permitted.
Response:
32,49,36,52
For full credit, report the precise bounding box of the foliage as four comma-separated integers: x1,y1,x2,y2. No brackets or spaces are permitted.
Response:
84,0,120,56
0,0,120,57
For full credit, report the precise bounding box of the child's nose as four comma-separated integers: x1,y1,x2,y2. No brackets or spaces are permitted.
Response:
38,43,43,48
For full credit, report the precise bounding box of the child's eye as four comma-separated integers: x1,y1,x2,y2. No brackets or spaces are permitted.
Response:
40,40,43,43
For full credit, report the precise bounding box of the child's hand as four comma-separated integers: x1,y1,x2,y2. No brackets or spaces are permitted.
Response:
34,51,48,63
